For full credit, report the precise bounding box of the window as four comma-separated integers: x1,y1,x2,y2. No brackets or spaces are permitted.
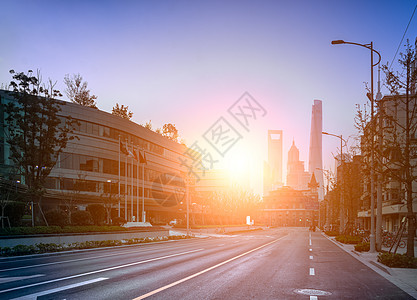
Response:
79,120,87,133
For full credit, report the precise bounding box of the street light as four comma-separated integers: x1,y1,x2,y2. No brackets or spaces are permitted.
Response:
322,131,347,234
331,39,381,253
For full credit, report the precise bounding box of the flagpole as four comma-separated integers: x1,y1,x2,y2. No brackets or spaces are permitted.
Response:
142,150,145,222
136,147,139,222
125,139,128,221
131,142,134,222
118,135,120,217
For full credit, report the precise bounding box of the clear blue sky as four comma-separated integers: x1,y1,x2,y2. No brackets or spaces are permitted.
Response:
1,0,416,193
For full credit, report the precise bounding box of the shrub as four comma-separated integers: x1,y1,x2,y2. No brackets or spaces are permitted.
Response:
12,245,36,256
45,210,68,227
112,217,127,226
336,235,362,244
354,242,370,252
4,201,26,226
378,253,417,268
325,231,339,236
87,204,106,225
71,210,93,226
36,243,62,253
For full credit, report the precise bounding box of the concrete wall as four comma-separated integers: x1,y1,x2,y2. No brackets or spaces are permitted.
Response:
0,229,169,248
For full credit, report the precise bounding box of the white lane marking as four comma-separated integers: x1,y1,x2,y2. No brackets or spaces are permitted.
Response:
217,244,225,247
0,274,44,284
310,296,318,300
0,245,184,272
310,268,315,276
0,249,203,294
309,255,313,260
133,237,286,300
309,248,312,252
309,232,312,246
10,277,108,300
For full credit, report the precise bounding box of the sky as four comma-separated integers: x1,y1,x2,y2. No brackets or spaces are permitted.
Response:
1,0,416,195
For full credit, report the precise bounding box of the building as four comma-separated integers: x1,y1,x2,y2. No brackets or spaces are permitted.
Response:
262,183,319,227
308,99,324,200
357,94,417,233
286,140,310,190
0,90,190,225
263,130,283,195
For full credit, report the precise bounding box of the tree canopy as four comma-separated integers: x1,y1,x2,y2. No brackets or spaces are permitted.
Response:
64,73,98,108
112,103,133,120
5,70,77,224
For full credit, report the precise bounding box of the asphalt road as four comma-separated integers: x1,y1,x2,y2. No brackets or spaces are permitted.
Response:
0,228,413,299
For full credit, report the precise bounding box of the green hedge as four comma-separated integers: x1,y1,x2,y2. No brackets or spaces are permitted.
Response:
0,235,193,256
335,235,362,244
354,242,370,252
0,225,129,236
378,253,417,268
325,231,339,236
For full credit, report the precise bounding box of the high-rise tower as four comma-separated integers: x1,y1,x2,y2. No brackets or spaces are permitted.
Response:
286,140,310,190
308,100,324,200
263,130,283,195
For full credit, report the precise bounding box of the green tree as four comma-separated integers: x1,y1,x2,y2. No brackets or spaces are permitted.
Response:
5,70,77,225
87,203,106,225
64,73,98,108
112,103,133,120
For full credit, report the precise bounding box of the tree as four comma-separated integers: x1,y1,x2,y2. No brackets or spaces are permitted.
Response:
87,204,106,225
112,103,133,120
142,120,153,130
64,73,98,108
162,123,179,142
0,175,23,228
380,41,417,257
5,70,77,225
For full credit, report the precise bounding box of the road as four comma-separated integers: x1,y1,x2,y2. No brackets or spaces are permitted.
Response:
0,228,413,299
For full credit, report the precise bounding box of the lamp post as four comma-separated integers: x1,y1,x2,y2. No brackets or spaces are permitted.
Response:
331,39,381,252
107,180,112,224
184,176,193,237
322,131,347,234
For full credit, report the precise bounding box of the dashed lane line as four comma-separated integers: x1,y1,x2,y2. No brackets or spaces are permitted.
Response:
10,277,108,300
309,268,315,276
0,246,194,272
0,249,203,295
309,255,313,260
132,236,286,300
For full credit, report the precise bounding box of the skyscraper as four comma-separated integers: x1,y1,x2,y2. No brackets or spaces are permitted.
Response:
263,130,283,195
286,140,310,190
308,100,324,200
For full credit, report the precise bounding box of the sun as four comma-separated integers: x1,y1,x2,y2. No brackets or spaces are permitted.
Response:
222,145,251,184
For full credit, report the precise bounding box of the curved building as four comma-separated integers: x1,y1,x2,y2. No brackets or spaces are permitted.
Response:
0,90,189,224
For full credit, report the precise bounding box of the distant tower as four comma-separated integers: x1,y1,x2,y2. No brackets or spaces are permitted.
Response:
287,140,310,190
308,100,324,200
263,130,283,195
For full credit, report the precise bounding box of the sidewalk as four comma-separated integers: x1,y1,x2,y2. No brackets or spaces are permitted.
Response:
323,233,417,299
